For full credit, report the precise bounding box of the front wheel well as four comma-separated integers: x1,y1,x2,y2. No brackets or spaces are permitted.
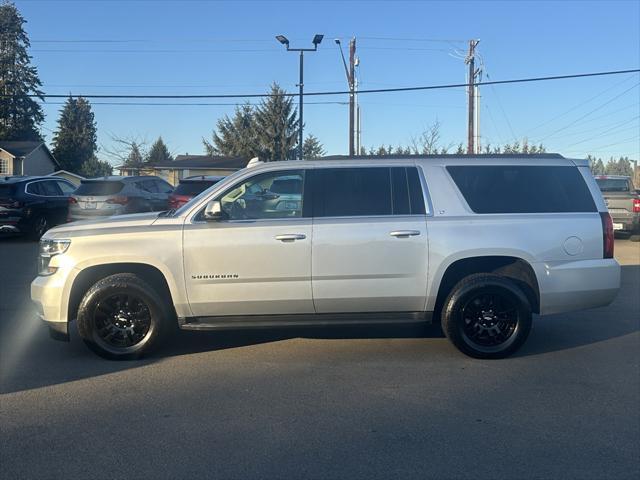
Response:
68,263,176,323
434,256,540,318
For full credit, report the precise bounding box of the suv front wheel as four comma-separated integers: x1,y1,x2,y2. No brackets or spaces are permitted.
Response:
77,273,169,360
442,274,532,359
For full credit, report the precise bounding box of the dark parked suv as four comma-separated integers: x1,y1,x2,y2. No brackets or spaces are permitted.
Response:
168,175,225,210
0,176,77,239
68,176,174,221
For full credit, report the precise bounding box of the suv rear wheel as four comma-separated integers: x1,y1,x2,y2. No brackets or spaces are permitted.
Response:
441,273,532,359
77,273,169,360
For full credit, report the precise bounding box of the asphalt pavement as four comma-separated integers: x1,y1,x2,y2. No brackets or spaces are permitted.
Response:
1,236,638,479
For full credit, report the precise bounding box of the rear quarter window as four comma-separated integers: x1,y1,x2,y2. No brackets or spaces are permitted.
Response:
75,181,124,196
447,165,597,213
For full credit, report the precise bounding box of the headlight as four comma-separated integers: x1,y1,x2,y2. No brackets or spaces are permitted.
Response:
38,239,71,276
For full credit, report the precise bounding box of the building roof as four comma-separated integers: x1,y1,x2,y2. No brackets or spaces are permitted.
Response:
151,155,248,170
48,170,85,180
0,141,46,157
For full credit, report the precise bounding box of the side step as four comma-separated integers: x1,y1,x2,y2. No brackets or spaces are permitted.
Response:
179,311,432,331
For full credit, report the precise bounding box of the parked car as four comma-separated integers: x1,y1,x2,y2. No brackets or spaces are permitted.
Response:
68,176,174,222
0,176,76,239
595,175,640,233
168,175,225,210
32,154,620,360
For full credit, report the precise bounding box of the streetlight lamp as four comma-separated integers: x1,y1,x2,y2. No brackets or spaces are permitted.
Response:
276,33,324,160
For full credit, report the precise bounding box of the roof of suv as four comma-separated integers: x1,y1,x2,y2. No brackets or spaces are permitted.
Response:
1,175,60,184
318,153,566,161
81,175,158,182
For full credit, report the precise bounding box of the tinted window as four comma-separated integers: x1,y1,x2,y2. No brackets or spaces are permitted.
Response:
595,178,630,192
391,168,410,215
41,181,63,196
407,167,426,214
447,165,597,214
155,179,173,194
218,170,304,220
26,182,43,195
0,184,16,198
314,168,392,217
174,181,215,196
55,180,76,194
75,181,124,196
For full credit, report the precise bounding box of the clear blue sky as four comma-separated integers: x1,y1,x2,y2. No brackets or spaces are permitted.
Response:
14,0,640,163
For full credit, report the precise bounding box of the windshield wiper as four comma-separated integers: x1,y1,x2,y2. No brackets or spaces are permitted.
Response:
158,209,176,217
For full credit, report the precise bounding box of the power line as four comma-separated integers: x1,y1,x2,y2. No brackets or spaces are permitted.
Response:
524,74,636,135
536,81,640,142
4,68,638,100
562,117,640,148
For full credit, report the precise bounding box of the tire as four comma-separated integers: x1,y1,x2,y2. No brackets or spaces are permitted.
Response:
441,273,532,359
76,273,170,360
28,214,48,241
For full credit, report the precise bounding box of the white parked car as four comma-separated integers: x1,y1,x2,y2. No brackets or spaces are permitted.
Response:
31,154,620,360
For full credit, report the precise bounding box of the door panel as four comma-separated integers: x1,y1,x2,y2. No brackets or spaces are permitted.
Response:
183,168,312,317
183,219,313,317
312,216,428,313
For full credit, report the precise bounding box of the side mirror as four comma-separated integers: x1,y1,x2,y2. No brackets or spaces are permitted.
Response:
203,200,227,221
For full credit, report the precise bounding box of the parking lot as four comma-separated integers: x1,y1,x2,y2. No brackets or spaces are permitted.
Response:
1,237,638,479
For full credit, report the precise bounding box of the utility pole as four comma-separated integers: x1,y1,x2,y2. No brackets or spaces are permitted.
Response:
348,37,356,156
465,39,480,154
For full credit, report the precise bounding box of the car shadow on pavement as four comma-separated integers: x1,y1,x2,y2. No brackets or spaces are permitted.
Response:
1,257,637,394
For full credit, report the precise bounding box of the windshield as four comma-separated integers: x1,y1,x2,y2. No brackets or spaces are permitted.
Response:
596,178,630,192
174,180,219,196
75,180,124,196
172,169,247,217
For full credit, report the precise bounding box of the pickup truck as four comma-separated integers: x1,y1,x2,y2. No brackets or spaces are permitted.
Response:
31,154,621,360
595,175,640,233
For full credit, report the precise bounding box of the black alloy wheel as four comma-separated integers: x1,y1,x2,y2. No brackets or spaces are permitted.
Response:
442,273,532,359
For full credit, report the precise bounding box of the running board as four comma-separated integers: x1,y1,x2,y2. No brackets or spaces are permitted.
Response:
179,311,432,331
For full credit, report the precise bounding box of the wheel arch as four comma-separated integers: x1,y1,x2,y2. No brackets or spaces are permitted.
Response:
431,255,540,318
68,263,177,324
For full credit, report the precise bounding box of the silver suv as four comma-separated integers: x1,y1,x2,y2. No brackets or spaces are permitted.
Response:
68,176,174,221
31,154,620,360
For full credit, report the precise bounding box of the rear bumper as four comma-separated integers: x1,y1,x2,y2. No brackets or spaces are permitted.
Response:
610,213,640,232
534,259,621,315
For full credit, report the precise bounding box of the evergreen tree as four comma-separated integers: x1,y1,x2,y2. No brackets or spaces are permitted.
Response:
51,97,97,173
79,155,112,178
254,83,299,161
146,136,173,164
0,1,44,140
123,142,144,168
203,103,258,159
604,156,633,176
302,134,325,159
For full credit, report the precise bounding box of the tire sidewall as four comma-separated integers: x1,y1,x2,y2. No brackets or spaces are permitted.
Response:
443,275,532,359
77,275,167,360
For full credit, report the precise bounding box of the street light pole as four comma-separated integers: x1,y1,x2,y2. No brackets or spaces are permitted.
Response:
276,34,324,160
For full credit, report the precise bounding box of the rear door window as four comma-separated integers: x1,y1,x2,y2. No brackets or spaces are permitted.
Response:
447,165,597,213
75,181,124,196
312,167,426,217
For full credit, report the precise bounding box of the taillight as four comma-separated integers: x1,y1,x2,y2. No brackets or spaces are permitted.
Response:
633,198,640,213
68,197,78,205
169,194,191,209
106,196,129,205
600,212,614,259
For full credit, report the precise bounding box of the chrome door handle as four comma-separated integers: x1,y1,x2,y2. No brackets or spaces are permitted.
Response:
390,230,421,238
275,233,306,242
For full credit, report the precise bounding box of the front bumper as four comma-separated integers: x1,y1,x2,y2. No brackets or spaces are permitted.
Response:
31,265,78,340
